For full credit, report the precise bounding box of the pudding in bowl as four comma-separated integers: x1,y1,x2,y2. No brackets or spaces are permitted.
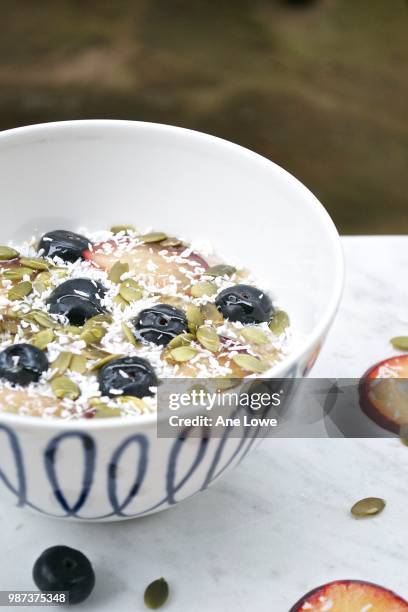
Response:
0,120,343,521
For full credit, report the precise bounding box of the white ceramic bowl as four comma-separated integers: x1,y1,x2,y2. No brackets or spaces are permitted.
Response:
0,120,343,521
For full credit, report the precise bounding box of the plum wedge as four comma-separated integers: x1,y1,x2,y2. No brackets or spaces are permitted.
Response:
290,580,408,611
84,239,208,291
359,355,408,434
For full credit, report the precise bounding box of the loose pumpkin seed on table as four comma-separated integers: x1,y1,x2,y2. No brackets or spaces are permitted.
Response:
351,497,386,518
144,578,169,610
390,336,408,351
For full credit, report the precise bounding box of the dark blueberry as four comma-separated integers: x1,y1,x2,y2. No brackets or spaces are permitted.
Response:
132,304,188,346
47,278,107,326
0,344,49,386
33,546,95,605
98,356,158,398
215,284,273,325
38,230,90,263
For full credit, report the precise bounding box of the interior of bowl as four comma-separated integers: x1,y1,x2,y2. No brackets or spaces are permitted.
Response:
0,120,343,383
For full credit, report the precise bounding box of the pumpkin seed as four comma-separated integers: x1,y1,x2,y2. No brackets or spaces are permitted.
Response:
185,304,204,333
196,325,220,352
50,352,73,377
108,261,129,283
114,294,128,310
116,396,150,413
0,246,19,260
167,333,195,350
1,267,33,281
169,346,198,362
241,327,269,345
51,375,80,400
205,264,236,277
110,224,137,234
85,313,112,327
144,578,169,610
140,232,167,244
391,336,408,351
81,325,107,346
33,271,52,293
89,354,123,371
19,256,49,271
161,237,182,247
70,354,87,374
269,310,290,335
191,281,217,298
62,325,82,335
94,406,122,418
22,310,57,328
400,424,408,446
119,278,143,303
200,302,224,325
8,281,33,301
232,354,269,373
351,497,386,518
31,328,54,350
121,321,140,346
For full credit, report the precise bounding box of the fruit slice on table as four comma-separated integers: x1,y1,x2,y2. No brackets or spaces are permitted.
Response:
84,239,208,290
290,580,408,611
359,355,408,433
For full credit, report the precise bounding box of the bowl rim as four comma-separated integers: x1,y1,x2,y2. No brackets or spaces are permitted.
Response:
0,119,344,430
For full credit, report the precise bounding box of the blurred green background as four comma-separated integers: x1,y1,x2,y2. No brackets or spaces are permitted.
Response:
0,0,406,234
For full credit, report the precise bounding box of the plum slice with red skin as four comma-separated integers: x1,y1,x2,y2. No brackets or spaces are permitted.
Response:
290,579,408,611
359,355,408,434
83,239,208,289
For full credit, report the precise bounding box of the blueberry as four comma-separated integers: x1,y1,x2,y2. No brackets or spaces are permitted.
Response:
33,546,95,605
215,284,273,324
132,304,188,346
38,230,90,263
47,278,107,326
98,356,158,398
0,344,49,386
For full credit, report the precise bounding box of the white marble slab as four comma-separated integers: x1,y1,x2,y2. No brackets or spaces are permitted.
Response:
1,237,407,611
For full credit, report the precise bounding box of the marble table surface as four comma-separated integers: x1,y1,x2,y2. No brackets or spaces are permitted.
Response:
1,236,408,611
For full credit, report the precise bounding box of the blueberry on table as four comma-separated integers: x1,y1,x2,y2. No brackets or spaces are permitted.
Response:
132,304,188,346
98,356,158,398
215,284,273,324
0,344,49,386
33,546,95,605
47,278,107,326
38,230,90,263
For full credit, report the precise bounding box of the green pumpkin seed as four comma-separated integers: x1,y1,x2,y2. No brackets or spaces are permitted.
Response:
200,302,224,326
70,354,87,374
108,261,129,283
196,325,220,353
8,281,33,301
33,271,52,294
62,325,83,335
140,232,167,244
144,578,169,610
205,264,236,278
114,295,128,310
241,327,269,345
119,279,143,303
269,310,290,335
31,328,55,350
116,396,150,413
85,313,112,327
51,375,80,400
161,237,182,248
169,346,198,362
94,406,122,418
22,310,57,328
391,336,408,351
121,321,140,346
191,281,217,298
81,325,107,346
1,267,33,281
110,224,137,234
0,246,19,260
19,256,49,271
232,354,269,373
167,333,195,350
351,497,386,518
50,352,73,377
89,354,123,371
185,304,204,333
